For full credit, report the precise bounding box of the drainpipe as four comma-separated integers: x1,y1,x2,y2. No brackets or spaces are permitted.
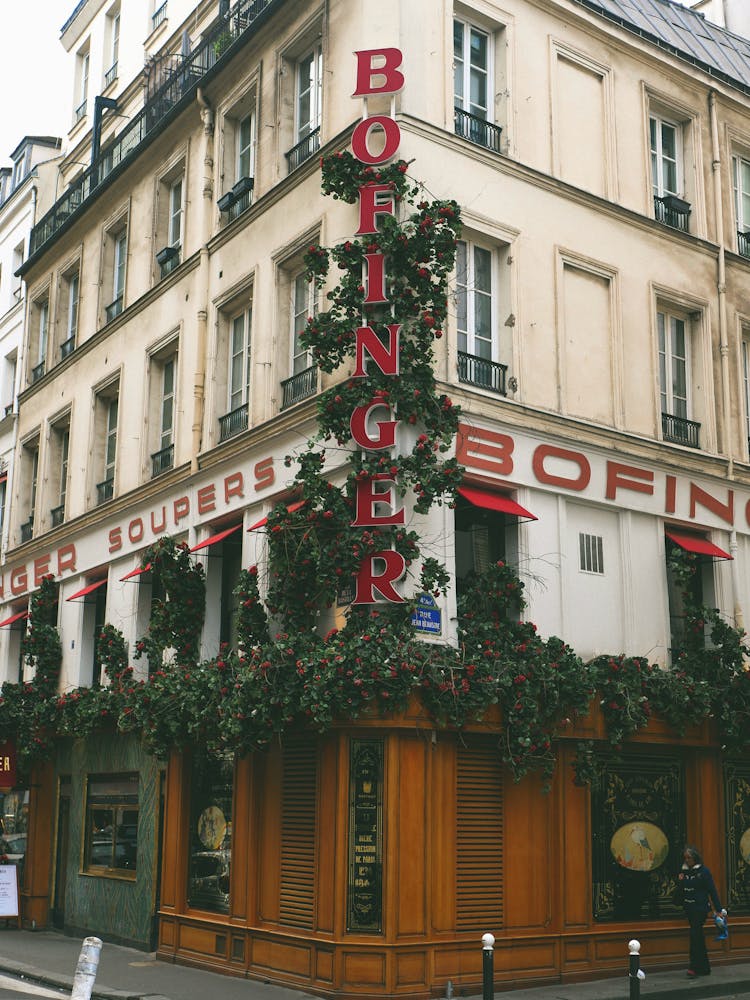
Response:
709,89,743,628
191,88,214,474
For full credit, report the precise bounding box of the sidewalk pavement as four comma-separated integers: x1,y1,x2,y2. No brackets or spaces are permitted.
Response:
0,929,748,1000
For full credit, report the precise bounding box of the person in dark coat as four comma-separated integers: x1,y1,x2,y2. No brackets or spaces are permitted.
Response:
677,845,726,977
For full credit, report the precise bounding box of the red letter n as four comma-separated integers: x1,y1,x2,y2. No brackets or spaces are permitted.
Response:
353,325,400,377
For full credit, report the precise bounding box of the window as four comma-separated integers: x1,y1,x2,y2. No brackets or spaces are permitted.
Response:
83,773,138,877
665,534,717,658
10,148,30,191
743,338,750,456
92,382,119,505
455,240,509,394
156,166,184,277
453,17,503,153
281,271,317,409
151,0,167,31
287,47,322,171
733,154,750,257
220,307,252,440
579,533,604,574
50,421,70,528
3,353,17,417
148,350,177,477
20,439,39,542
31,297,49,383
105,10,120,87
104,227,127,322
11,244,23,301
650,112,690,231
61,269,79,359
75,48,90,123
0,475,7,543
454,492,518,600
658,309,698,447
188,753,233,913
218,97,255,221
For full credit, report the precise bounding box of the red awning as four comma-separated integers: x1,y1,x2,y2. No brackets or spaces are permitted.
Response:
120,563,152,582
666,531,732,560
190,524,242,553
66,579,108,602
458,485,537,521
0,610,28,628
248,499,306,531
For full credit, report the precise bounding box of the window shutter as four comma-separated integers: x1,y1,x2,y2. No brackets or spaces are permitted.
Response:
280,735,317,928
456,739,503,930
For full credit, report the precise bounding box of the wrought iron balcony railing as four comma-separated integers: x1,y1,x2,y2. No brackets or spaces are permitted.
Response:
152,0,168,30
738,230,750,258
219,403,249,441
285,126,321,173
454,107,503,154
20,518,33,543
74,100,87,124
51,504,65,528
105,295,123,323
457,351,507,395
662,411,700,449
104,62,118,88
151,443,174,477
654,194,691,233
97,477,115,505
60,336,76,360
31,361,45,384
29,0,284,261
281,365,318,409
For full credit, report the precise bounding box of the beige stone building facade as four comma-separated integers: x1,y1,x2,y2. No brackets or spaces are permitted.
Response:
3,0,750,990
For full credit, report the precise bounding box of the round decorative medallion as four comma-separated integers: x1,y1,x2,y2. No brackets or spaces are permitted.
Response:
739,827,750,863
197,805,226,850
610,822,669,871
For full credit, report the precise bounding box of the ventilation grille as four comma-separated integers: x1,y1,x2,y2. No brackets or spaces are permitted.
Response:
456,739,503,930
579,532,604,574
279,735,317,928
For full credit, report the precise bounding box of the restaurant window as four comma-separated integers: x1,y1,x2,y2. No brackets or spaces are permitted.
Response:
665,530,727,659
188,752,233,913
83,773,139,877
0,789,30,890
454,486,535,600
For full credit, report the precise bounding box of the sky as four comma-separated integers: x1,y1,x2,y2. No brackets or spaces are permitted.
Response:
0,2,70,162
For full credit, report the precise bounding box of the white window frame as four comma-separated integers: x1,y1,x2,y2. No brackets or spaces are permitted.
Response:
77,49,90,117
168,178,183,249
67,272,80,343
733,154,750,235
657,309,690,421
104,396,118,482
237,112,255,181
37,299,49,366
59,428,70,510
295,46,322,144
113,230,127,303
291,271,316,375
743,338,750,448
229,307,252,412
453,17,492,123
456,240,495,361
160,355,176,451
109,11,120,71
649,114,681,198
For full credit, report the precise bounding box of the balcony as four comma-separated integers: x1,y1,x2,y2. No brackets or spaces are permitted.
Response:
156,244,180,278
738,231,750,259
151,443,174,478
104,62,118,88
457,351,507,395
152,0,168,30
74,100,87,124
662,411,700,449
105,296,123,323
654,194,691,233
50,504,65,528
31,361,45,384
96,477,114,505
218,175,254,221
60,336,76,360
281,365,318,409
285,126,321,173
20,518,33,543
29,0,284,262
219,403,249,441
454,107,503,154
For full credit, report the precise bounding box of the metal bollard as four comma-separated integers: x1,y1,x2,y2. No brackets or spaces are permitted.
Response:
71,936,102,1000
482,932,495,1000
628,939,645,1000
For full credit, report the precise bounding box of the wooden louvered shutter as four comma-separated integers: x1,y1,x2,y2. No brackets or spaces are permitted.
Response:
279,735,317,928
456,738,503,930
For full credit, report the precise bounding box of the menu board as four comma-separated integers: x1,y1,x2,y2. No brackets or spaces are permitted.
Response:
347,740,383,932
0,865,18,917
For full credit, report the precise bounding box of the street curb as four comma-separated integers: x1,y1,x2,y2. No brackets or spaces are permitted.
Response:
0,958,144,1000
